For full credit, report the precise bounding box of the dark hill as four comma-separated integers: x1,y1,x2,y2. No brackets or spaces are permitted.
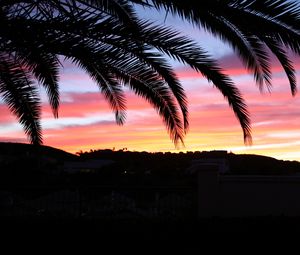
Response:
1,142,300,183
227,153,300,175
0,142,77,161
77,149,300,176
0,142,78,185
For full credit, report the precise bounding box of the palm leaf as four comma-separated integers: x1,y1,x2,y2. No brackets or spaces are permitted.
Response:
0,53,42,145
70,56,127,125
263,37,297,95
16,52,60,118
142,0,300,88
135,22,252,142
3,15,188,143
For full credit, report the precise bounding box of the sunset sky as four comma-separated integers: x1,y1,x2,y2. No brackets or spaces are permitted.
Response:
1,6,300,162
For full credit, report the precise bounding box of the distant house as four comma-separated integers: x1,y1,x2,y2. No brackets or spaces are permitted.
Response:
187,158,229,174
63,159,115,173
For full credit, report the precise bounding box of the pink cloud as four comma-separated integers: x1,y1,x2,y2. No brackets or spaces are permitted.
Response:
1,51,300,161
219,52,300,77
0,105,16,124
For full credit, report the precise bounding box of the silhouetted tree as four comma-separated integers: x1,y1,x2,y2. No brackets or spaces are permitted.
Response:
2,0,300,146
0,0,252,146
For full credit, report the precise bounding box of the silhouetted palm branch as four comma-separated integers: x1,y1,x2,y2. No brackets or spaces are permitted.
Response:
1,2,191,145
3,0,298,146
0,53,42,144
135,0,300,93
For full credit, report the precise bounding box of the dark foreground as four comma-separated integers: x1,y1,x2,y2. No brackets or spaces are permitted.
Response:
2,216,300,238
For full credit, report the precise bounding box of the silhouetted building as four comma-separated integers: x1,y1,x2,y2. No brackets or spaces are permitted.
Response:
187,157,229,174
63,159,114,173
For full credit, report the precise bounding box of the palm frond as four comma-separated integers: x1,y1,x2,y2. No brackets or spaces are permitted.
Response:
144,0,300,88
116,70,185,146
79,0,138,22
1,8,60,117
16,52,60,118
216,2,300,55
263,37,297,95
3,14,188,140
0,53,42,145
191,12,270,88
134,22,252,142
70,56,127,125
230,0,300,31
67,44,185,145
82,17,190,130
5,0,300,147
108,56,185,145
246,35,272,91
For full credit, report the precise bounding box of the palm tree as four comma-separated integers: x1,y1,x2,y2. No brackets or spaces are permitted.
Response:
3,0,298,147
